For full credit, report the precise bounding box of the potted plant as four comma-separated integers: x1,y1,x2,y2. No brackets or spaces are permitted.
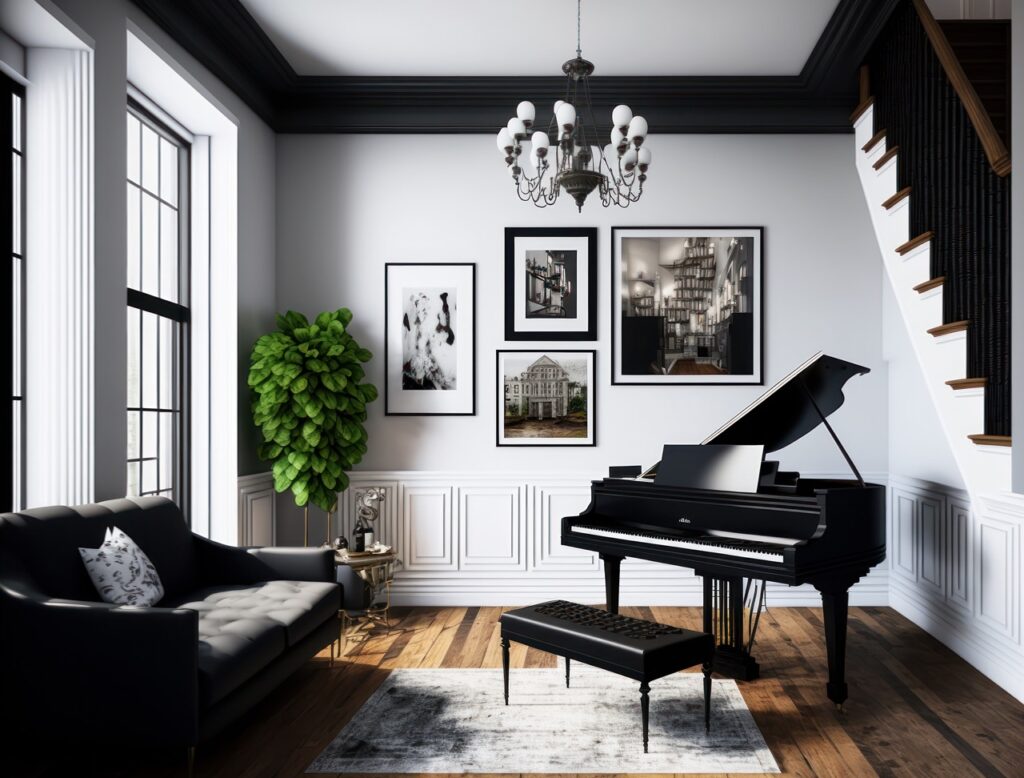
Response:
248,308,378,544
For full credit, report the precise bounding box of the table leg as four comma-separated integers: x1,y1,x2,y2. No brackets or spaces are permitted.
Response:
501,636,510,705
640,681,650,753
565,656,571,688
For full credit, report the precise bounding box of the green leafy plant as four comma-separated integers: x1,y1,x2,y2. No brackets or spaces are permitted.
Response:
248,309,378,512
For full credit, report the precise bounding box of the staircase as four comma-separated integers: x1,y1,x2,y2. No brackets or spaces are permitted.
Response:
849,0,1011,497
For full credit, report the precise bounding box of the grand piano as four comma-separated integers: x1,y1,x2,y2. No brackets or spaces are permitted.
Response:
561,353,885,707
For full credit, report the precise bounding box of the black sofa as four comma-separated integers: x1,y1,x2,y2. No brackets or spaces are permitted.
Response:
0,496,340,749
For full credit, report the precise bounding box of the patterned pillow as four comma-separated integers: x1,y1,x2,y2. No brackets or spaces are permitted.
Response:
79,526,165,607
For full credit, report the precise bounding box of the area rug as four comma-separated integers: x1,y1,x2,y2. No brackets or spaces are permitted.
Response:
307,666,779,774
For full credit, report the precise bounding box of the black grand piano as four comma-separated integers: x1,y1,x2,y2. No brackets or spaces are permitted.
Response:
561,353,885,707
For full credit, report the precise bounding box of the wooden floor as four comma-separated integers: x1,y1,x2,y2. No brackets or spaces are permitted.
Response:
8,606,1024,777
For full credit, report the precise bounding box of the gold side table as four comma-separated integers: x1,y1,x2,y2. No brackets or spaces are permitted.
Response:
335,549,400,655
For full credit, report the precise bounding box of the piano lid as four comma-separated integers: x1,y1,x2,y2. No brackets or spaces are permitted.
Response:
702,352,869,454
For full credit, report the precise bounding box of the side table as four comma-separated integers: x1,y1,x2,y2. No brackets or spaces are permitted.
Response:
334,549,401,654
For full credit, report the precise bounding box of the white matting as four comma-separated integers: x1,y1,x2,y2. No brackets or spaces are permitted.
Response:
308,666,780,774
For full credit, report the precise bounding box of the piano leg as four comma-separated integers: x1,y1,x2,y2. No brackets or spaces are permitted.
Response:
600,553,623,614
817,582,852,707
701,575,760,681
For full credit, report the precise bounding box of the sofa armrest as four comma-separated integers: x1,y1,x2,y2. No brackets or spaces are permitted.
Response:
246,546,335,582
0,580,199,745
193,535,335,584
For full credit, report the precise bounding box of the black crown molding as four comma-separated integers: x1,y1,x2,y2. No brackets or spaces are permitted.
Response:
131,0,901,134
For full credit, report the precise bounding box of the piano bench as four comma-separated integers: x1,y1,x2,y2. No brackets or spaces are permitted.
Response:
499,600,715,753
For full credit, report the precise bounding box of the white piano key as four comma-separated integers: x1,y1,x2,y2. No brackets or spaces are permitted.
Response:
572,525,787,563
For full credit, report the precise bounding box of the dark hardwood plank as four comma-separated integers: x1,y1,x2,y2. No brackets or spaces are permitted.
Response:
6,607,1023,777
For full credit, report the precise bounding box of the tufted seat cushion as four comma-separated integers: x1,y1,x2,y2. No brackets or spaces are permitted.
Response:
165,580,340,707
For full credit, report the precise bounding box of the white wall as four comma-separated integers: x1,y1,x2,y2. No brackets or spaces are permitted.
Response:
46,0,277,499
882,283,966,489
274,132,889,545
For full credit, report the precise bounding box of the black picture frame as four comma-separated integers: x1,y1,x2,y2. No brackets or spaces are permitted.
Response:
496,349,596,447
504,227,598,341
611,226,765,386
384,262,476,416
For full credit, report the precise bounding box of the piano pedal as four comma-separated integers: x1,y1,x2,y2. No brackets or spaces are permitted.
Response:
835,703,845,712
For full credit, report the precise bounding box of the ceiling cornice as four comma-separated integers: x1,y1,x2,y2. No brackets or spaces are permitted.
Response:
130,0,901,134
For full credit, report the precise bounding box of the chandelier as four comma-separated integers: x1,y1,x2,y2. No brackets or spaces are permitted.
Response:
495,0,651,211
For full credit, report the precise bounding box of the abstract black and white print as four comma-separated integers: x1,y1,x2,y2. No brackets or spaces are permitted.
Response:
401,287,457,390
385,263,475,415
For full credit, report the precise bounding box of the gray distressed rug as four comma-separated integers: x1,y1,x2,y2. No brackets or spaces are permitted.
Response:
308,666,779,774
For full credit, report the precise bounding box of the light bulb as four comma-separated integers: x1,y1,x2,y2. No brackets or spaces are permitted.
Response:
517,101,536,128
612,104,632,131
555,102,576,132
628,115,648,144
622,148,639,172
554,99,565,114
638,147,652,168
532,131,550,150
496,128,514,153
507,117,527,139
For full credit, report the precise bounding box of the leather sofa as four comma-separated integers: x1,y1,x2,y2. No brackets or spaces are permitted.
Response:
0,496,341,748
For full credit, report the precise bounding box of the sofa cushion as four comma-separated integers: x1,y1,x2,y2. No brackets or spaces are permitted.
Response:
78,526,165,606
167,580,340,707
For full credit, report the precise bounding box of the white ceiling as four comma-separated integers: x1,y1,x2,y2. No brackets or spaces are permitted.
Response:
239,0,842,78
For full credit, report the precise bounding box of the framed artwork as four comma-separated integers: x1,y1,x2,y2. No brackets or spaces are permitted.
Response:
611,227,763,385
504,227,598,341
496,349,596,447
385,263,476,415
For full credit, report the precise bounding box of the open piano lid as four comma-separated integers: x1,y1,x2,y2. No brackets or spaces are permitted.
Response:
702,352,869,454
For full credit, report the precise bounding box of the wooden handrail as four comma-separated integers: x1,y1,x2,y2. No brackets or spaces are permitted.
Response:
910,0,1011,176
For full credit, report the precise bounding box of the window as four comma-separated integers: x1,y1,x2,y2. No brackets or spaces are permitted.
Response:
126,101,190,510
1,75,24,512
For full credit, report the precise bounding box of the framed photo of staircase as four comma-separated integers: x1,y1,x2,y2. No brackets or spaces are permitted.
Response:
612,227,763,385
504,227,598,341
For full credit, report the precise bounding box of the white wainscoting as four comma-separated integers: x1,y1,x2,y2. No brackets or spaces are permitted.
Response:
887,475,1024,702
237,472,276,547
246,470,891,608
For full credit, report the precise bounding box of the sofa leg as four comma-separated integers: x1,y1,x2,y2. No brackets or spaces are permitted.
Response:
330,639,336,668
187,746,195,778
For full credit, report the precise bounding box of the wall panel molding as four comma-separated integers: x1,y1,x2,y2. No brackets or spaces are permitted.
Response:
237,472,275,546
887,475,1023,702
295,470,890,608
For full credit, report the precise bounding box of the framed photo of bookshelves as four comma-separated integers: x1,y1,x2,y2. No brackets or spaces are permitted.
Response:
611,227,763,385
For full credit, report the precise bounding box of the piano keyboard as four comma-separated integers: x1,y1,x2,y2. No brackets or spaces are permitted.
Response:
571,524,787,563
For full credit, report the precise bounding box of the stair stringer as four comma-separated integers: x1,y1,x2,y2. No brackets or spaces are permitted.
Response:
852,104,1010,497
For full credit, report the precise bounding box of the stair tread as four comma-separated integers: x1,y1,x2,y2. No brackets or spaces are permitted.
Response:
850,97,874,124
967,434,1011,447
946,377,986,390
862,129,886,153
873,145,900,170
913,276,945,293
927,320,969,337
883,187,912,210
897,231,935,256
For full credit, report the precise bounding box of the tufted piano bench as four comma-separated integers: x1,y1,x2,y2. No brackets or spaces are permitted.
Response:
499,600,715,752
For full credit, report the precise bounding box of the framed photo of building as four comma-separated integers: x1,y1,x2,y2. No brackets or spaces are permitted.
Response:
612,227,763,385
497,349,596,446
504,227,598,341
385,263,476,415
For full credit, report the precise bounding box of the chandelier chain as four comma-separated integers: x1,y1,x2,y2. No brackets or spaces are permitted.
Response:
576,0,582,58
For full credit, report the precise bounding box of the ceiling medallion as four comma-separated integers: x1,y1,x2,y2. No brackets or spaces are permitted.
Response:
495,0,651,211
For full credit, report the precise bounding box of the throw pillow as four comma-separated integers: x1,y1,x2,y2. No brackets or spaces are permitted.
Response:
79,526,165,607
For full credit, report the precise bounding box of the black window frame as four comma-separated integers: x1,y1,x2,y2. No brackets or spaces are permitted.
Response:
126,97,191,520
1,74,25,513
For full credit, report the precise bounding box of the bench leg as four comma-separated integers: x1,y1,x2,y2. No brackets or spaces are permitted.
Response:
501,637,510,705
565,656,570,688
640,682,651,753
703,662,712,733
